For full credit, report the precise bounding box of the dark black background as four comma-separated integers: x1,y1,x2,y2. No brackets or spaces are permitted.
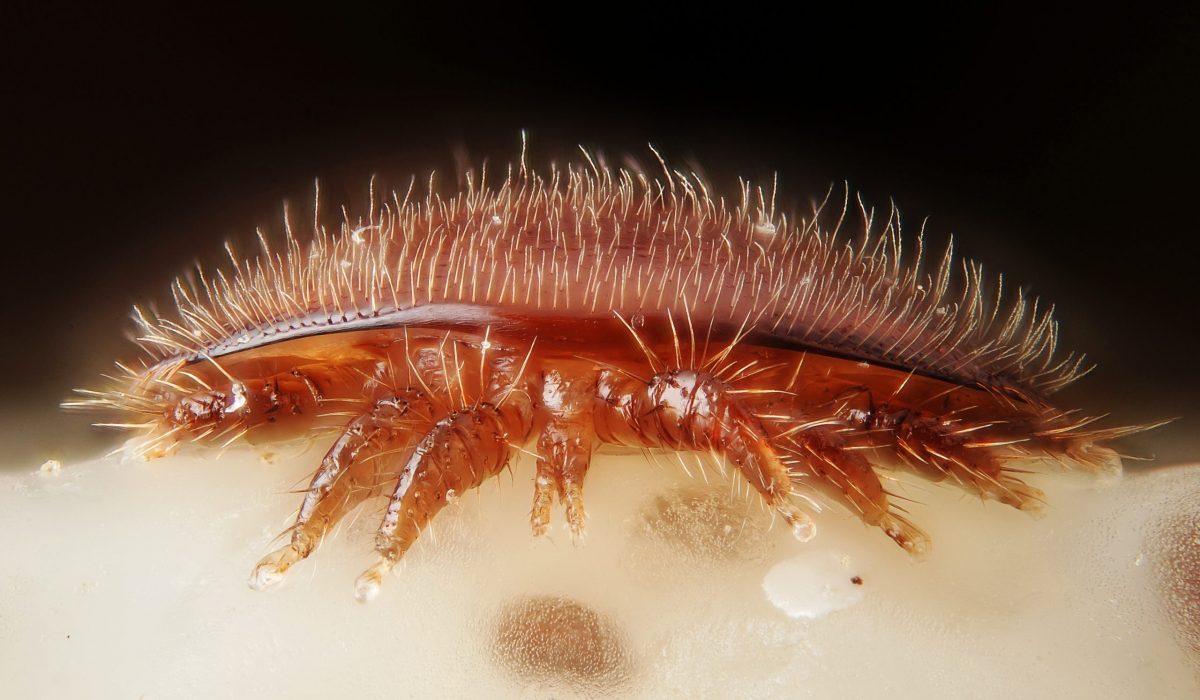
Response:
3,5,1198,466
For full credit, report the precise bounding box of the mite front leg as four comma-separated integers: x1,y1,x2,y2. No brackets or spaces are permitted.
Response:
249,391,434,590
153,364,346,456
531,370,596,540
356,392,534,602
593,369,817,541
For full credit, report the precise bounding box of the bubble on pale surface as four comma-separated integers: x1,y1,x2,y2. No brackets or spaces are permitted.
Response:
490,595,632,695
2,449,1199,698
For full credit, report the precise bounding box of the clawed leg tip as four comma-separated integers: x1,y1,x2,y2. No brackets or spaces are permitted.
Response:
354,577,381,604
566,513,590,544
354,572,382,603
248,558,289,591
881,515,931,560
354,561,391,603
248,544,306,591
1019,501,1048,518
903,539,932,561
248,566,284,591
530,518,551,538
790,519,817,542
777,503,817,542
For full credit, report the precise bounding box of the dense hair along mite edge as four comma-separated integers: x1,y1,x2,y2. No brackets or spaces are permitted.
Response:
65,145,1163,601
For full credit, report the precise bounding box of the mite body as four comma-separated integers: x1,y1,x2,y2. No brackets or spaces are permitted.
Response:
68,150,1147,600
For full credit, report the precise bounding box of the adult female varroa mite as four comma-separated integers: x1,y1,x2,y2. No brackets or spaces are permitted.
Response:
66,146,1158,601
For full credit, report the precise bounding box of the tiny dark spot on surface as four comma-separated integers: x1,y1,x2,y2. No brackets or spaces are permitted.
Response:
851,575,863,586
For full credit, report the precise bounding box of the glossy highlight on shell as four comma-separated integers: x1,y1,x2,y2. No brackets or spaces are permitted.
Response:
64,143,1158,600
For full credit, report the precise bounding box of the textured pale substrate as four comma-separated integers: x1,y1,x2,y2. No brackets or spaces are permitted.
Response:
1,445,1197,699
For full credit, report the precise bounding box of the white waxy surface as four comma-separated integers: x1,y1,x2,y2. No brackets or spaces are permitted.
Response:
762,551,865,619
1,447,1197,699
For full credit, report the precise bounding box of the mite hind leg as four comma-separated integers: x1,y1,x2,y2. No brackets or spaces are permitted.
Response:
889,414,1047,514
249,391,436,589
593,368,817,541
781,427,930,557
356,393,534,602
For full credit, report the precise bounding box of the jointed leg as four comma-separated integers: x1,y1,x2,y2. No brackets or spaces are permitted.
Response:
249,391,434,589
780,427,930,556
531,370,596,539
123,363,357,461
593,368,817,540
355,392,534,601
886,412,1046,514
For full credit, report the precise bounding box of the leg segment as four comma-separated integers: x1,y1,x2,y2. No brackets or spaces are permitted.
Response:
355,392,535,601
531,370,596,539
780,427,930,557
593,368,816,540
248,391,434,589
160,364,348,453
880,411,1046,513
355,402,531,601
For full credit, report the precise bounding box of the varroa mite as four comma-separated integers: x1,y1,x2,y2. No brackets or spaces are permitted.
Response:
66,147,1155,601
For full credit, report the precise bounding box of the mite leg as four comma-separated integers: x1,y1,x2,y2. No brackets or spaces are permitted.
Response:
531,370,596,539
248,391,434,590
1029,407,1156,478
148,364,349,457
781,427,930,557
355,393,534,602
887,413,1046,513
530,458,557,538
593,368,816,541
